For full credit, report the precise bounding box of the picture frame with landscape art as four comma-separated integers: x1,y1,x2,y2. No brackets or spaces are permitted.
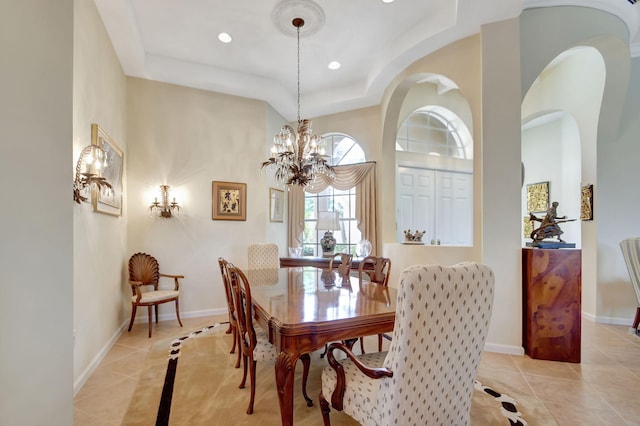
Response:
91,124,123,216
212,181,246,221
527,181,549,213
270,188,284,222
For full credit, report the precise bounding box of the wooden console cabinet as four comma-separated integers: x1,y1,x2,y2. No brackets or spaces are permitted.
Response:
522,248,581,363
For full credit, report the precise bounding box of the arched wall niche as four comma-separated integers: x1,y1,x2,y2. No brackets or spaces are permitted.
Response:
520,7,630,141
379,35,483,283
521,42,608,316
394,80,474,245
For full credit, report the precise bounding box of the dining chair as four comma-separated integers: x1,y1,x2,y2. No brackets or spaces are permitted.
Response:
319,262,495,426
357,256,391,353
218,257,241,368
620,238,640,334
127,252,184,338
329,253,353,277
227,264,313,414
247,242,279,270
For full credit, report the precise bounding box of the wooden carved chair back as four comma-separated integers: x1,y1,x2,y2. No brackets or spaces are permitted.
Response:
218,257,241,367
227,264,258,357
329,253,353,277
128,252,160,292
358,256,391,287
127,252,183,338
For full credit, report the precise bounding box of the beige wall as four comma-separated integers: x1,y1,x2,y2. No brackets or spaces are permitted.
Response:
126,78,276,322
1,1,75,424
72,0,128,391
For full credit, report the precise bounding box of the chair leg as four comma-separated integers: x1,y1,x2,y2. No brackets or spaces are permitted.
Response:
230,325,237,354
378,334,383,352
247,359,257,414
147,306,153,338
174,299,183,327
234,331,242,369
127,304,137,332
633,306,640,330
359,337,366,354
239,354,248,389
319,392,332,426
300,353,313,407
155,305,159,323
320,343,329,358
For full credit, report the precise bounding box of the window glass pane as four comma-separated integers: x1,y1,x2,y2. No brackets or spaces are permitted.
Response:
302,133,366,256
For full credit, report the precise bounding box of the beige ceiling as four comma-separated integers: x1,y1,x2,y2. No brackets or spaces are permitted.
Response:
94,0,639,121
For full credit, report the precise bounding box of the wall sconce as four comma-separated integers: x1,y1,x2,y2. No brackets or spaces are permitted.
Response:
149,185,181,218
73,145,113,204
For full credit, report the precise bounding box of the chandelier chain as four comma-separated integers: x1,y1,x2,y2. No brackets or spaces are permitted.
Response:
297,23,301,123
260,16,335,187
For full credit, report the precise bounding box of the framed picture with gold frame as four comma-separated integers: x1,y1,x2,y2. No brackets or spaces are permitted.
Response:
523,215,534,239
212,181,246,221
269,188,284,222
526,181,549,213
581,184,593,221
91,124,123,216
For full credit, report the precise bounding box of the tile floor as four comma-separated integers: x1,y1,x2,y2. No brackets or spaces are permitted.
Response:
73,316,640,425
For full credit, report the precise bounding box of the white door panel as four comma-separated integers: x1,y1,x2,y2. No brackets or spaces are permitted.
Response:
397,166,472,245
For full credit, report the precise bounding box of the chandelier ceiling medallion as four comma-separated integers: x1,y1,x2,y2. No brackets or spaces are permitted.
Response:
261,8,334,187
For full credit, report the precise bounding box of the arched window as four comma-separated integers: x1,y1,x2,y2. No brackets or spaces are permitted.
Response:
303,133,366,256
396,107,473,245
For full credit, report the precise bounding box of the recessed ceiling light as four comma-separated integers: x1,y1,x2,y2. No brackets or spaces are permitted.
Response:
382,0,395,3
328,61,341,70
218,32,232,43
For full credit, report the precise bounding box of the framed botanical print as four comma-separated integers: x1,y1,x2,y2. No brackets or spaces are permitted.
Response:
91,124,123,216
212,181,246,221
526,181,549,213
270,188,284,222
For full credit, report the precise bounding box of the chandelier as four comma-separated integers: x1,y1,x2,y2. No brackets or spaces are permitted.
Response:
261,17,334,187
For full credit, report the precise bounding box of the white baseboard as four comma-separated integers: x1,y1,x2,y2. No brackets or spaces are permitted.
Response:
583,312,633,326
73,308,227,396
73,321,127,396
484,342,525,356
132,307,227,323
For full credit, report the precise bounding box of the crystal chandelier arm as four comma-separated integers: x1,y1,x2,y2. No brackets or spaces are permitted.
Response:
73,145,113,204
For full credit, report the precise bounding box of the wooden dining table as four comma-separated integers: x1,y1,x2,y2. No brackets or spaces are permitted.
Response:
246,266,397,426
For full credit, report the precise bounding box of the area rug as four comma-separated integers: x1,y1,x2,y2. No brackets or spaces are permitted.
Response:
122,324,554,425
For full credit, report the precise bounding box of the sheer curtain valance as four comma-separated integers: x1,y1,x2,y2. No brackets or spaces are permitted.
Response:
288,162,377,255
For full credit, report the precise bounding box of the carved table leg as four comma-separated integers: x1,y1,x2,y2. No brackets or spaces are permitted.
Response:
275,351,298,426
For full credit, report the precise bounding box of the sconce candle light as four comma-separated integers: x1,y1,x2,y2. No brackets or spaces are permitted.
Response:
149,185,181,218
73,144,113,204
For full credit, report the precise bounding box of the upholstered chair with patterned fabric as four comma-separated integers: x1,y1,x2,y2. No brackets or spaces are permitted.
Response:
227,264,313,414
620,238,640,334
247,242,279,270
127,252,184,338
319,262,495,426
217,257,241,368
